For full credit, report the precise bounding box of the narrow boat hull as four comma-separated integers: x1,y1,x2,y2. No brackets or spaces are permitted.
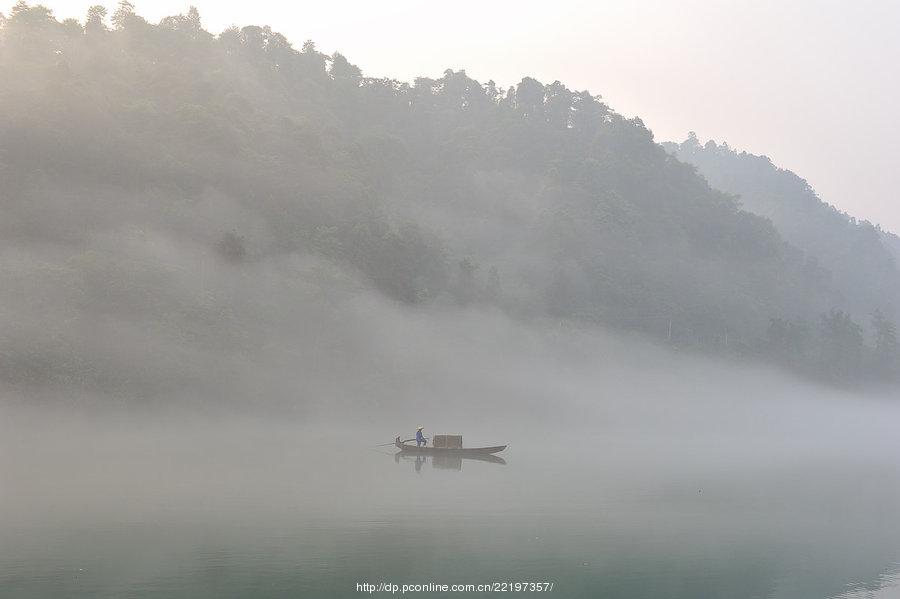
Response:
395,440,506,455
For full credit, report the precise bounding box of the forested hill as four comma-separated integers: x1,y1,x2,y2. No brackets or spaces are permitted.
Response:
0,2,897,397
665,135,900,326
665,136,900,382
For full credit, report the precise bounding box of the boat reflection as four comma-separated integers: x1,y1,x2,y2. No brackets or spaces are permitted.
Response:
394,451,506,471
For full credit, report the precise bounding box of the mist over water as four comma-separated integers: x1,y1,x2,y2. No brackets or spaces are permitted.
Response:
2,5,900,598
3,297,900,598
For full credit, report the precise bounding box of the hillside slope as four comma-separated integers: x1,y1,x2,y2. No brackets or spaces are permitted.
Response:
665,135,900,323
1,3,896,396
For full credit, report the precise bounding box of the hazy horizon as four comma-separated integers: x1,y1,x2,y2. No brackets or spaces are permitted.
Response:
16,0,900,233
4,4,900,597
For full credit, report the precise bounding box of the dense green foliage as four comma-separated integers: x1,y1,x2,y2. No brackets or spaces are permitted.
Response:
666,135,900,321
666,136,899,382
0,2,897,396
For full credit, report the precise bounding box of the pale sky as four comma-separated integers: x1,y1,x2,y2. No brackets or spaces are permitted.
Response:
12,0,900,232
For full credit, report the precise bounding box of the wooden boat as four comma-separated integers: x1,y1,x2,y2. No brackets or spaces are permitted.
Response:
394,438,506,456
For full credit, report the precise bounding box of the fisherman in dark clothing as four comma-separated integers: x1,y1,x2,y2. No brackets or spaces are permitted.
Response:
416,426,427,447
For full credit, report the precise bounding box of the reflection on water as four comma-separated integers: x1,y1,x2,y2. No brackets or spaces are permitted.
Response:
833,567,900,599
394,452,507,471
2,419,900,599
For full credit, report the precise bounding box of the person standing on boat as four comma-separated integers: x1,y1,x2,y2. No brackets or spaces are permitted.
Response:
416,426,427,447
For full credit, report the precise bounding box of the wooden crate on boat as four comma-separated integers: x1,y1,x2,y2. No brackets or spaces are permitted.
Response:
432,434,462,448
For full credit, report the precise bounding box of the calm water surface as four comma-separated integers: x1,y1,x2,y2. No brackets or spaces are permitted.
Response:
2,419,900,598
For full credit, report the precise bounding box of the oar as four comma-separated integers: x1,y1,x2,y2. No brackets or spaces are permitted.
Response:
375,438,415,447
368,448,395,456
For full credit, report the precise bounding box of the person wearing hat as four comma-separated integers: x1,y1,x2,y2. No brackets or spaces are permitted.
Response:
415,426,427,447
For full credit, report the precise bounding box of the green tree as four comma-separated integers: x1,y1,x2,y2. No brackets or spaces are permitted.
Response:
111,0,135,29
186,6,201,30
544,80,574,129
455,257,480,305
515,76,545,118
871,309,898,376
85,4,107,33
330,52,361,85
820,310,864,381
10,1,50,23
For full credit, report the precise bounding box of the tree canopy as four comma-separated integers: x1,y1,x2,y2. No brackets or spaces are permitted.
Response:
1,3,897,397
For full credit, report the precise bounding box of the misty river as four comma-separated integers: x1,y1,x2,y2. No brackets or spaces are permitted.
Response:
2,392,900,599
3,2,900,598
